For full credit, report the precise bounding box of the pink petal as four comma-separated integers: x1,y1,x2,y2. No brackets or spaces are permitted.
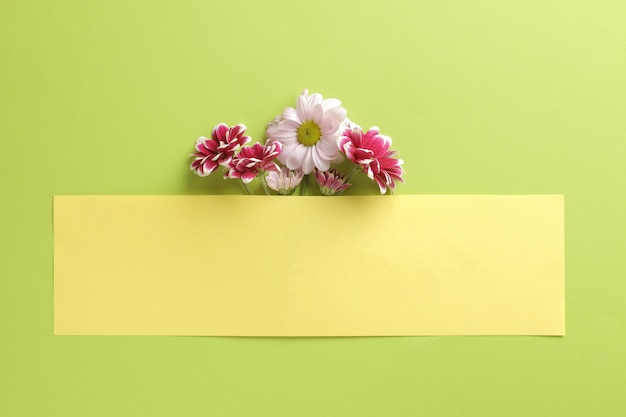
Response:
374,176,387,194
228,124,245,140
314,169,325,185
240,171,257,183
212,123,229,141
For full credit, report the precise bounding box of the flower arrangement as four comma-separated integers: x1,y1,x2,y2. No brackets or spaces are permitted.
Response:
190,90,404,195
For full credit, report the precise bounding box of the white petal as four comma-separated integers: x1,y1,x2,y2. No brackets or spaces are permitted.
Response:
277,142,298,164
297,94,312,121
265,174,277,190
321,98,341,111
283,107,300,123
308,92,323,107
311,103,324,126
286,145,307,170
321,123,340,137
301,147,315,174
312,148,330,172
329,107,347,123
316,137,339,160
281,117,301,129
267,127,297,141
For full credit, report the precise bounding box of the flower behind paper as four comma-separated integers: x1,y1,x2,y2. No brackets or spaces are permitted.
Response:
266,89,346,174
226,141,282,183
339,126,404,194
265,167,304,195
314,169,351,196
190,123,251,176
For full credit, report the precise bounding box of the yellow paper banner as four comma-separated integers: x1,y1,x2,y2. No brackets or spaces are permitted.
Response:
53,195,564,336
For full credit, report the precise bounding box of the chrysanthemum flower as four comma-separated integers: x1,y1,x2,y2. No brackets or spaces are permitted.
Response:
226,141,282,183
339,126,404,194
266,89,347,174
265,166,304,195
314,169,352,196
190,123,251,176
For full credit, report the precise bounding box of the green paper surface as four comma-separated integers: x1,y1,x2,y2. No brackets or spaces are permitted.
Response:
1,0,625,416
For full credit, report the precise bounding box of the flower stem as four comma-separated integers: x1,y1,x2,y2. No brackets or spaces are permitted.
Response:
300,174,308,196
335,167,360,196
346,166,360,183
240,179,252,195
260,174,271,196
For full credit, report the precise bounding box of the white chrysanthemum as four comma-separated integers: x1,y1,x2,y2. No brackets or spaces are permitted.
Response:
266,89,347,174
265,167,304,195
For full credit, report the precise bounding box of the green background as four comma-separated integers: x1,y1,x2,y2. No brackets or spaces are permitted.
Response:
1,0,625,415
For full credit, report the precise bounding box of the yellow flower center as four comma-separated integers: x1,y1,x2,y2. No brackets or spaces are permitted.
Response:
297,120,321,146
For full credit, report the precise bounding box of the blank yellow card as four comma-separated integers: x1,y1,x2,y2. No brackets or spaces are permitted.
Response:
53,195,564,336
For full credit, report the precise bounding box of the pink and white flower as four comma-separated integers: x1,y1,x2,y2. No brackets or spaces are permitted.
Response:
265,166,304,195
190,123,251,176
314,169,351,196
339,126,404,194
226,141,282,183
266,89,347,174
